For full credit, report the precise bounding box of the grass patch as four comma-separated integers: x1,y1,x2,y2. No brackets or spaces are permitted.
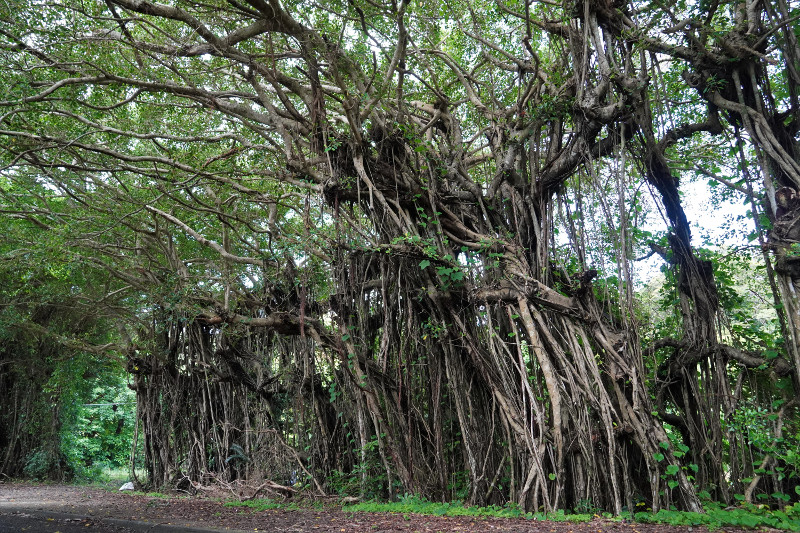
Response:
72,467,147,491
224,498,326,512
343,495,592,522
131,491,170,498
225,494,592,522
225,498,303,512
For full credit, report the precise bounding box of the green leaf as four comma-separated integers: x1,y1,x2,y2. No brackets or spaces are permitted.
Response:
419,259,431,269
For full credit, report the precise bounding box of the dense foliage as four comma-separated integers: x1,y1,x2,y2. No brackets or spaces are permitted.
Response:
1,0,799,514
0,252,132,479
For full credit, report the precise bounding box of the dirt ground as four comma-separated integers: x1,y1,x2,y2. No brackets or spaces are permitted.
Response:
0,482,752,533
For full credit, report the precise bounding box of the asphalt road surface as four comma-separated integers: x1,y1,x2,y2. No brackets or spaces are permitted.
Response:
0,509,249,532
0,510,132,532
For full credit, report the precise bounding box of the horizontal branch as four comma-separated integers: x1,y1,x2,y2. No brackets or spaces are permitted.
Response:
648,337,793,377
20,321,123,358
473,281,583,317
196,311,337,347
145,205,272,267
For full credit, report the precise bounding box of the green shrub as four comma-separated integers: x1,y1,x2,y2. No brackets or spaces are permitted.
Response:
634,502,800,531
22,448,65,479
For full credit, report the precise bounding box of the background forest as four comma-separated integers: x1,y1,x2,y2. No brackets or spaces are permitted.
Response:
1,0,799,515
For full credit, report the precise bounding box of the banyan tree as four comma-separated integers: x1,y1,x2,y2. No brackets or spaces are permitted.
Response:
1,0,799,514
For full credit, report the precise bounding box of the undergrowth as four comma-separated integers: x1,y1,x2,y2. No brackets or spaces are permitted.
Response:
634,502,800,531
224,493,800,530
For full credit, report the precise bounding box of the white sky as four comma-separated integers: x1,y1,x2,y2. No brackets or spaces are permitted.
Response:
632,178,752,286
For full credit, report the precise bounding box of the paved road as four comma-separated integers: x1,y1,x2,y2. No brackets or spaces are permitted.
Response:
0,510,132,532
0,509,249,532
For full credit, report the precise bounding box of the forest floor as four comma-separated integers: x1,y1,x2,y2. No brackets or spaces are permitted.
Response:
0,482,754,533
